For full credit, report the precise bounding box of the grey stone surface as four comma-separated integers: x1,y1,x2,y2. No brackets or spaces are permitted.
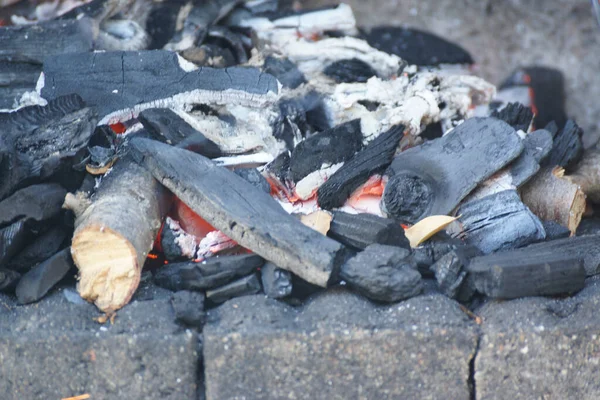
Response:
204,288,479,400
0,286,198,400
476,276,600,399
308,0,600,146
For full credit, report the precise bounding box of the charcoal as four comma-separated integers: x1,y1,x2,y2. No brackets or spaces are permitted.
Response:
138,108,222,158
323,58,378,83
507,149,540,188
383,117,523,223
328,211,409,251
234,168,270,194
340,244,422,302
132,138,349,287
411,233,465,275
317,124,403,210
272,99,309,150
263,56,306,89
15,248,73,304
542,119,584,172
0,220,30,266
302,92,331,132
41,51,280,124
146,2,182,49
363,26,473,66
541,221,571,241
260,262,292,299
171,290,206,328
0,268,20,292
6,226,67,272
154,254,265,291
491,102,533,132
289,119,363,183
467,251,585,299
206,273,262,304
524,129,554,163
456,190,545,254
430,246,480,299
264,151,291,184
205,26,248,64
420,122,444,141
0,184,66,228
160,224,187,262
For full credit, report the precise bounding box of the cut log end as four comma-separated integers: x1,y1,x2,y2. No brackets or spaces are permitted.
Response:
71,225,140,312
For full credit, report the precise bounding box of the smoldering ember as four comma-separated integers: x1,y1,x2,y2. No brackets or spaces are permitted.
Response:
1,0,600,399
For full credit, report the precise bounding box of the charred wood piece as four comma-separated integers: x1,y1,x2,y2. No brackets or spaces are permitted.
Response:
455,190,546,254
263,56,306,89
542,119,583,172
41,51,280,125
490,102,533,132
7,226,67,273
430,246,480,300
206,273,262,304
328,211,409,251
146,2,182,50
15,248,73,304
0,268,20,292
0,61,41,109
260,262,292,299
323,58,378,83
0,184,66,228
0,220,29,266
154,254,265,291
411,233,465,276
131,138,349,287
234,168,270,194
317,124,403,210
541,220,571,241
383,117,523,223
467,250,585,299
340,244,422,302
171,290,206,328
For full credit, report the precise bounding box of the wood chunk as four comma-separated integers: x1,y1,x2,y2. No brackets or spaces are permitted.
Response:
263,56,306,89
41,51,281,124
0,268,20,292
317,124,403,210
323,58,378,83
521,167,586,235
206,273,262,304
15,248,73,304
138,108,222,158
260,262,292,299
383,117,523,223
70,155,170,312
7,226,67,272
542,120,584,172
131,138,349,287
328,211,409,251
340,244,422,302
0,184,66,228
0,220,30,266
467,250,585,299
490,102,533,132
170,290,206,328
456,190,546,254
564,148,600,204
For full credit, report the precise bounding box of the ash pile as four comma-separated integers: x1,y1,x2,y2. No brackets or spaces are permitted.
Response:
1,0,598,326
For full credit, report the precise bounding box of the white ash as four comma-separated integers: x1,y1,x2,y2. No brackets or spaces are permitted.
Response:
165,217,199,259
294,162,344,200
213,152,274,168
196,230,237,260
96,19,150,51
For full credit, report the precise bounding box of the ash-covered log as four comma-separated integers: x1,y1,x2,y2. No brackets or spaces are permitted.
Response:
68,153,170,312
260,262,292,299
206,273,262,304
132,138,350,287
154,254,264,291
317,124,403,210
328,211,409,251
382,117,523,223
15,248,73,304
0,183,66,226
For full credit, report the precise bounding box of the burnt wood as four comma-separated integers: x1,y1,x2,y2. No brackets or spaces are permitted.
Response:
328,211,409,251
0,220,29,266
234,168,271,194
154,254,265,291
0,61,42,109
490,102,533,132
171,290,206,328
383,117,523,223
411,233,465,276
263,56,306,89
430,246,480,299
15,248,73,304
317,124,403,210
0,184,66,228
131,138,350,287
542,119,584,172
323,58,378,83
0,268,20,292
206,273,262,304
7,226,67,272
260,262,292,299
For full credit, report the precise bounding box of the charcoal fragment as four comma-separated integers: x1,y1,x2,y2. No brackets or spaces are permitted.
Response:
523,129,554,163
542,119,584,172
323,58,378,83
263,56,307,89
160,223,187,262
340,244,422,302
411,233,464,276
0,268,20,292
7,226,68,272
15,248,73,304
328,211,409,251
205,26,248,64
206,273,262,304
540,221,571,241
430,246,480,299
171,290,206,328
0,220,30,266
491,102,533,132
260,262,292,299
234,168,270,194
0,184,67,227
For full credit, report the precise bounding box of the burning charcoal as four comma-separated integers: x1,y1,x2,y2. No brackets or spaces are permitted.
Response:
430,246,481,299
234,168,270,194
160,222,188,262
362,26,473,66
171,290,206,328
264,151,291,185
15,248,74,304
455,190,546,254
382,117,523,223
96,20,150,51
7,226,67,273
317,124,403,209
138,108,222,158
0,268,20,292
340,244,422,303
541,221,571,241
41,51,281,125
154,254,265,291
323,58,378,83
206,273,262,304
263,56,306,89
0,220,30,266
131,138,349,287
328,211,409,251
260,262,292,299
467,251,585,299
0,184,66,227
490,102,533,132
542,120,584,172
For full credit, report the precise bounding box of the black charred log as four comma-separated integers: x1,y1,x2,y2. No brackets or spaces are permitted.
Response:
328,211,409,251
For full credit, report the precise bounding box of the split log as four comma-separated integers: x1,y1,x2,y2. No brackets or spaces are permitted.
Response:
130,138,350,287
564,148,600,204
520,167,586,235
68,154,170,312
382,117,523,223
